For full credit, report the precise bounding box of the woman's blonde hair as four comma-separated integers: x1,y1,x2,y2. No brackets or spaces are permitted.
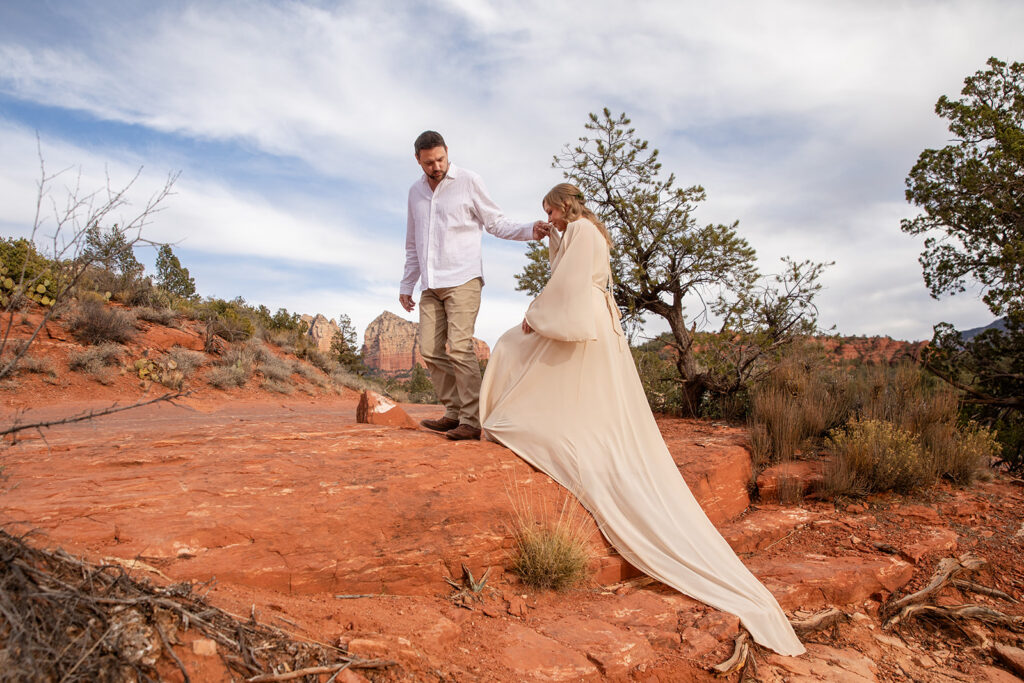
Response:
542,183,612,246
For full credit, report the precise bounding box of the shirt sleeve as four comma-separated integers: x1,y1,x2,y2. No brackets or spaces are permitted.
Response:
470,175,535,241
524,221,598,342
399,192,420,295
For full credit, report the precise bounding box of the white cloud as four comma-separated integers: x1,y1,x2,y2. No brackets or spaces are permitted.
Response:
1,0,1020,346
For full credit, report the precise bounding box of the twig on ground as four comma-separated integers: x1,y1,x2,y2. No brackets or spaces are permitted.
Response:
1,391,190,440
712,632,750,676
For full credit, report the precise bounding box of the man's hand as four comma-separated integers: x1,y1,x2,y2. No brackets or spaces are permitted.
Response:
399,294,416,312
521,318,533,334
532,221,551,241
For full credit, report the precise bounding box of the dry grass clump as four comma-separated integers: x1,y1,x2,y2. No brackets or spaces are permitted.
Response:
133,306,177,326
823,418,928,496
68,300,137,345
16,355,57,378
165,347,206,377
259,354,294,383
68,343,122,384
291,359,328,389
207,345,256,389
508,490,592,591
261,378,294,394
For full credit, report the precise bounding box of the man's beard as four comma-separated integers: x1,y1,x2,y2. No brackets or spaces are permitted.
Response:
430,165,448,181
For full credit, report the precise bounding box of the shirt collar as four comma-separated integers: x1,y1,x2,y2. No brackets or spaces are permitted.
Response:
421,162,459,188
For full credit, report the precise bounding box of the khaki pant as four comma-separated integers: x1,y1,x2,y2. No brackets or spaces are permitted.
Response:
419,278,483,429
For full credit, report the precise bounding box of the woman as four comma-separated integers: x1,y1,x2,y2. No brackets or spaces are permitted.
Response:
480,183,805,657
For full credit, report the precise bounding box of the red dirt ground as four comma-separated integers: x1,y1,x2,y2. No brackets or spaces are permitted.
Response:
3,307,1024,681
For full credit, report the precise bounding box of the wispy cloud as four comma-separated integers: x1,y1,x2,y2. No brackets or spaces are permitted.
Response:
2,0,1021,344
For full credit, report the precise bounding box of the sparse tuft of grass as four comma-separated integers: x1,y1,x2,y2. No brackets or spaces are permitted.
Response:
133,306,177,326
508,489,592,591
259,354,294,383
68,300,136,345
68,343,122,384
166,347,206,377
18,355,57,378
207,344,255,389
261,378,294,394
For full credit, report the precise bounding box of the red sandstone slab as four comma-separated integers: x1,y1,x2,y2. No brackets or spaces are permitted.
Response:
497,623,600,681
720,507,820,554
539,615,657,677
750,554,915,611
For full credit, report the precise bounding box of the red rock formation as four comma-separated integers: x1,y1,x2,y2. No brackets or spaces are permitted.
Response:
819,335,928,364
361,311,490,374
356,390,418,429
300,313,340,353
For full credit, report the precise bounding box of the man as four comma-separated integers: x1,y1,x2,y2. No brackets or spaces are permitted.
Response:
400,130,548,440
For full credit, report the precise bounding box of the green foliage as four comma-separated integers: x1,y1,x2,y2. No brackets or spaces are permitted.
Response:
82,224,145,295
0,238,60,307
824,418,929,496
509,496,591,592
514,241,551,297
901,57,1024,470
154,245,197,300
401,363,436,403
330,314,365,374
544,109,827,414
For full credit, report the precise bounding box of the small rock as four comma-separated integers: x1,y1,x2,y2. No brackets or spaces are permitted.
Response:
191,638,217,656
347,637,390,658
993,642,1024,678
678,627,720,660
845,503,867,513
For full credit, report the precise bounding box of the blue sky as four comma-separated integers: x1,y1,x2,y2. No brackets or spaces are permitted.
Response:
1,1,1021,347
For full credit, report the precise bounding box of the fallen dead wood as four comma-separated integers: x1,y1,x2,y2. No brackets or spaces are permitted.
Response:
887,603,1024,631
0,528,395,681
712,632,750,676
791,607,847,635
884,553,986,622
953,579,1018,603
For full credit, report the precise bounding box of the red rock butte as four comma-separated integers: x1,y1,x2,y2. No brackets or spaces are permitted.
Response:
361,310,490,374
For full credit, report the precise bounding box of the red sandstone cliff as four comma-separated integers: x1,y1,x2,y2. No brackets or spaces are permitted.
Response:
361,310,490,374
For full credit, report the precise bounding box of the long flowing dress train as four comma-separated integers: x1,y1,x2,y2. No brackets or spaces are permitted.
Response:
480,218,805,656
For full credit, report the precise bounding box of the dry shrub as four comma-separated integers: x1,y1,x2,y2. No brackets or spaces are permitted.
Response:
68,343,122,384
291,360,328,388
208,345,255,389
18,355,57,377
68,300,136,345
261,378,294,394
259,354,294,383
133,306,177,326
823,418,930,496
508,489,592,591
925,421,1001,486
166,347,206,377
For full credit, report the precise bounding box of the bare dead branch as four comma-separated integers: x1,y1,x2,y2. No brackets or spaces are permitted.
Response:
1,391,190,440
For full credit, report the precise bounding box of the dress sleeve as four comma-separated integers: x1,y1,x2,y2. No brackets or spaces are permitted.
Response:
524,220,598,342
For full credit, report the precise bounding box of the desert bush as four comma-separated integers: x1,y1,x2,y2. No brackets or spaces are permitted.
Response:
291,359,328,388
926,421,1002,485
165,347,206,377
259,353,294,383
208,345,256,389
68,343,122,384
68,300,137,345
133,306,177,326
261,378,294,395
18,355,57,378
823,418,930,496
508,492,592,591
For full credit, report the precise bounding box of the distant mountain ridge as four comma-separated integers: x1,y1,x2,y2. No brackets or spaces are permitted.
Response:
960,317,1008,340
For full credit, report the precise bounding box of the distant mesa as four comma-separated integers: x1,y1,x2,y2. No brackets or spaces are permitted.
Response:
818,335,927,364
361,310,490,374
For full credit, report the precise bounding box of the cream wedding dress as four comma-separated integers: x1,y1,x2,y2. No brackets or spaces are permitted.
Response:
480,218,805,656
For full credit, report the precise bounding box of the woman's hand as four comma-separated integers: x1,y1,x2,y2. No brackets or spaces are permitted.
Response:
521,318,533,334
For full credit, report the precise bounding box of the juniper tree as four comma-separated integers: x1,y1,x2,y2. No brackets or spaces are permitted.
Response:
155,244,197,299
525,109,827,414
902,57,1024,468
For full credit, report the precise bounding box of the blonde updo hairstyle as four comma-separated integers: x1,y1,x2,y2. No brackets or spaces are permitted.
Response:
542,183,612,246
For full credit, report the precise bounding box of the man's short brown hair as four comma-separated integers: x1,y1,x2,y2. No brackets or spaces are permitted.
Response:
414,130,446,156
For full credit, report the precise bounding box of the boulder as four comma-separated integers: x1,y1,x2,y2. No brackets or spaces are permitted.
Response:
757,460,824,503
355,391,418,429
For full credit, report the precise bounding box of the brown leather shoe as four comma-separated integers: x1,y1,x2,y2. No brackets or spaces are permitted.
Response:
446,424,481,441
421,416,460,432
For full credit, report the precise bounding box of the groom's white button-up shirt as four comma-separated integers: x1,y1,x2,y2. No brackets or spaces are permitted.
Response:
401,163,534,295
